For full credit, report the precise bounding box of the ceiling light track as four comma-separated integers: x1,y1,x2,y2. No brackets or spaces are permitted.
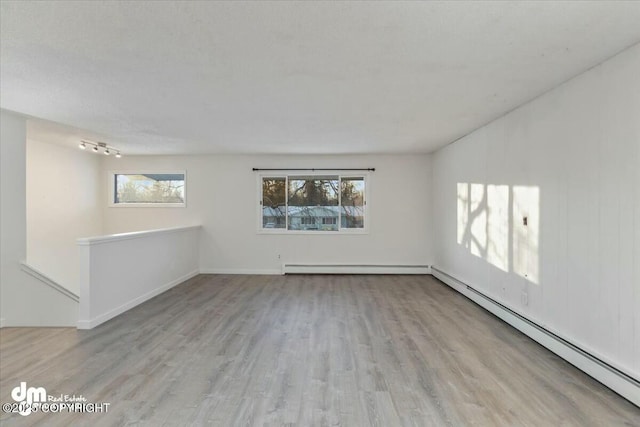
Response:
79,140,122,158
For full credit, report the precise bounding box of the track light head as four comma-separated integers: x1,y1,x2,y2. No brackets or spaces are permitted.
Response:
104,149,110,156
115,152,122,158
79,142,87,149
92,146,99,152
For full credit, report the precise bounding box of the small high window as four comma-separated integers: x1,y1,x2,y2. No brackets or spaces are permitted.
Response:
112,173,186,206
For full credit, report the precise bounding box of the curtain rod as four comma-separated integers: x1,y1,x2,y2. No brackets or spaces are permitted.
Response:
252,168,375,172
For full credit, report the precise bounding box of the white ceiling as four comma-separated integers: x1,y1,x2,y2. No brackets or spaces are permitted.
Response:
2,1,640,155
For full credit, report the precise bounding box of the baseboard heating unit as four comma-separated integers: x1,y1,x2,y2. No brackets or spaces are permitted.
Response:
431,266,640,408
283,264,431,275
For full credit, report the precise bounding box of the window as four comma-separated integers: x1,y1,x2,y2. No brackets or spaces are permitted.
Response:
112,173,186,206
262,177,286,228
341,177,365,228
288,176,339,231
260,174,367,232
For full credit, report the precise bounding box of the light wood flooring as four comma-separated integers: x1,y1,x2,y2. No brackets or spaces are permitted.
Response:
1,274,638,426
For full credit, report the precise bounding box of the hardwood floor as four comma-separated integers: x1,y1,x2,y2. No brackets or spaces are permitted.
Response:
1,274,638,426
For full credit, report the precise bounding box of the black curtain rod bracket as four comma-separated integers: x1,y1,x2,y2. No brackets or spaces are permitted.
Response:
252,168,375,172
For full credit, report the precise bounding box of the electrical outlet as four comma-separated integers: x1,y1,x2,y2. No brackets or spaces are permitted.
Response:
277,254,281,259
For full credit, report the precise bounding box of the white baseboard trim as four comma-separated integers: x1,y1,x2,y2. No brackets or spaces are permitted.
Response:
199,268,283,275
283,264,431,275
0,318,5,328
431,266,640,408
77,269,200,330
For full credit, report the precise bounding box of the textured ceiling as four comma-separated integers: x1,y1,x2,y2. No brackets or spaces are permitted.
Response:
2,1,640,155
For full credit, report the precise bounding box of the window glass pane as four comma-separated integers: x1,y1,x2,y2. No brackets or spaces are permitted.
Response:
115,174,185,204
341,177,365,228
262,177,286,229
287,176,339,231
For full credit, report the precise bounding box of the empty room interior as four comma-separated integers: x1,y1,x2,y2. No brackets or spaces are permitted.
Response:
1,1,639,425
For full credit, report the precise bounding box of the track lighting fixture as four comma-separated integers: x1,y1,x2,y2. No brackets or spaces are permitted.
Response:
80,140,122,157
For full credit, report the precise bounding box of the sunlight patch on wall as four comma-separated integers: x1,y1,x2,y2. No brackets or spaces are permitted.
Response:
457,182,540,285
487,184,509,272
457,183,468,246
470,183,487,258
457,183,487,258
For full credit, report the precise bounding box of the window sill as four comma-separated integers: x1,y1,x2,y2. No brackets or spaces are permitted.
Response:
108,203,186,208
257,229,368,235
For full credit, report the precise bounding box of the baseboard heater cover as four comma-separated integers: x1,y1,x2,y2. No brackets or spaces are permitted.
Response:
283,264,431,275
431,266,640,408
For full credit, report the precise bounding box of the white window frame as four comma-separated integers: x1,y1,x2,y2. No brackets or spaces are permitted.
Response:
257,172,369,235
109,170,187,208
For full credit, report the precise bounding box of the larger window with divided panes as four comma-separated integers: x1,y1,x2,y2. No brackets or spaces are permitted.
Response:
260,175,366,232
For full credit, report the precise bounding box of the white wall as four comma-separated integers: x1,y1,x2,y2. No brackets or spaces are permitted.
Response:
26,138,103,295
0,110,78,327
431,44,640,379
101,154,433,273
77,226,200,329
0,110,26,327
